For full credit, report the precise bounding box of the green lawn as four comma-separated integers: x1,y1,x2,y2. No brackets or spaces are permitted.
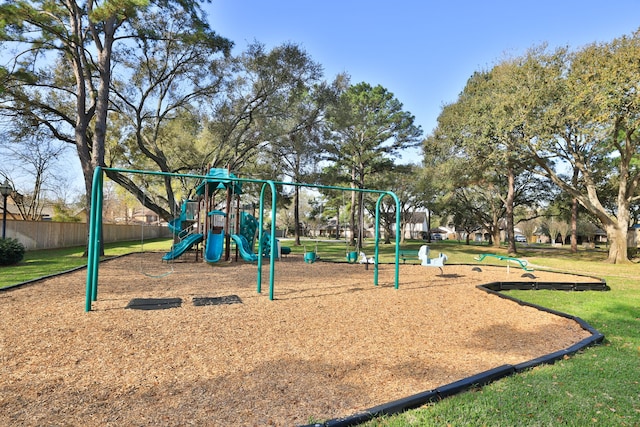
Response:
0,238,173,288
355,240,640,427
2,238,639,426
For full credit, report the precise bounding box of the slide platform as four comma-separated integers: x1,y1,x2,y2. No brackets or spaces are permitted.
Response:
230,234,258,262
204,231,224,263
162,233,204,261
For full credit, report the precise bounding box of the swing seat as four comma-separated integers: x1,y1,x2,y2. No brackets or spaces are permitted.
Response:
304,251,317,263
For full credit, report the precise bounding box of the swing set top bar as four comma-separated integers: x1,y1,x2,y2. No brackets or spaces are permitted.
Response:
102,166,397,196
85,167,402,312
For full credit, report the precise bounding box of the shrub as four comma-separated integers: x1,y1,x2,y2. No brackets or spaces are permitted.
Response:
0,238,25,266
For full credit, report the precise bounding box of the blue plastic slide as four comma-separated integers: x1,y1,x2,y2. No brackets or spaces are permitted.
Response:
167,216,181,234
230,234,258,262
162,233,204,261
204,231,224,263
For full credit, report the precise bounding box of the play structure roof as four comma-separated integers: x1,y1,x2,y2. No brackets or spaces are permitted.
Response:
195,168,242,196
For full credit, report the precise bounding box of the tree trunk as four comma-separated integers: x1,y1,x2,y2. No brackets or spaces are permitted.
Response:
605,223,629,263
384,221,392,244
491,212,501,248
570,169,579,253
603,200,630,263
82,16,118,258
531,151,630,263
491,228,501,247
505,165,517,255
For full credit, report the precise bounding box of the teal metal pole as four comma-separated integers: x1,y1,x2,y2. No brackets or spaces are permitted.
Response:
267,181,277,301
392,191,401,289
257,184,267,294
85,171,98,311
256,181,277,300
85,166,103,311
92,171,104,300
374,192,401,289
374,195,382,286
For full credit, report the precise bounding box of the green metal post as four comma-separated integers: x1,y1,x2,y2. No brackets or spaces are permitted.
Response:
374,192,401,289
268,181,277,301
256,181,277,299
92,171,103,301
85,167,103,311
391,191,401,289
374,196,381,286
257,184,267,294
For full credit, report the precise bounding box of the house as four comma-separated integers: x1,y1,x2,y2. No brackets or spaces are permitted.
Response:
398,211,429,239
0,199,21,221
0,198,53,221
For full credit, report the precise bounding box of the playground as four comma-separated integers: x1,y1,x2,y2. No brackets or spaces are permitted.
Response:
1,253,601,426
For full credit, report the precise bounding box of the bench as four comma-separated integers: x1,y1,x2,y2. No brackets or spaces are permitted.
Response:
399,249,419,264
474,254,533,273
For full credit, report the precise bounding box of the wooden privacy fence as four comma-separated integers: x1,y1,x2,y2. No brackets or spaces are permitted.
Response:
3,220,171,250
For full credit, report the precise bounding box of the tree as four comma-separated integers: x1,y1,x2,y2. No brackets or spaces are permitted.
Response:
326,82,422,248
104,6,231,219
557,220,571,245
263,58,338,245
514,34,640,263
365,164,423,244
543,218,563,244
517,218,538,243
0,0,230,252
426,86,554,250
0,128,70,220
427,70,526,253
316,163,352,240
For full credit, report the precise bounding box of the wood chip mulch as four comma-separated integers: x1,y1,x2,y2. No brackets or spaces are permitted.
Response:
0,253,599,426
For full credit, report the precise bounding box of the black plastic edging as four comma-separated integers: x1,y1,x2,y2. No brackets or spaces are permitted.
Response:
477,281,606,373
323,389,440,427
513,348,570,372
435,364,516,398
300,274,607,427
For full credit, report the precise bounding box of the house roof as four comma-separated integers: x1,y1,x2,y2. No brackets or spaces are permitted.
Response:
406,211,427,222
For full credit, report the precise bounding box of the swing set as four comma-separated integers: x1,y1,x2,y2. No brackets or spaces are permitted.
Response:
85,166,403,311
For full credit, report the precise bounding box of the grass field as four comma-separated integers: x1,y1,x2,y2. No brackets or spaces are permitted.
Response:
357,240,640,427
0,238,173,288
2,238,639,425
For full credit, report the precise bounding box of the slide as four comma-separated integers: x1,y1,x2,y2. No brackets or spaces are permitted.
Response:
204,231,224,263
230,234,258,262
167,216,183,235
167,214,193,239
162,233,204,261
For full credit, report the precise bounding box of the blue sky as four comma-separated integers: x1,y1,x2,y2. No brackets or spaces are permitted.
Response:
13,1,640,195
206,1,640,163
